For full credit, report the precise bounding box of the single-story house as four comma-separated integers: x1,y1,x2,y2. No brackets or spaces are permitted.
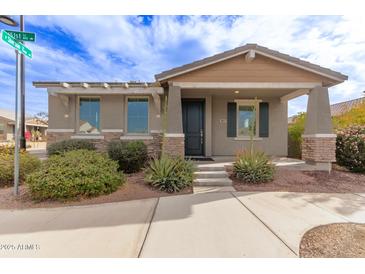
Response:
0,109,48,142
33,44,348,170
330,96,364,117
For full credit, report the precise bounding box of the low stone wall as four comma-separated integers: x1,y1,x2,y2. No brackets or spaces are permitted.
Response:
46,132,163,157
47,132,74,145
301,136,336,163
163,136,185,157
147,133,163,158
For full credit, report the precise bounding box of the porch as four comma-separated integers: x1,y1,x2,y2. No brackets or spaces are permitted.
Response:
164,81,336,171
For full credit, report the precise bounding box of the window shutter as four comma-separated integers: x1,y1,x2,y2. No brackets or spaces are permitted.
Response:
259,102,269,137
227,102,237,137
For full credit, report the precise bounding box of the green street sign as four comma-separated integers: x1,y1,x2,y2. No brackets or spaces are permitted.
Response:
1,30,32,59
5,30,36,42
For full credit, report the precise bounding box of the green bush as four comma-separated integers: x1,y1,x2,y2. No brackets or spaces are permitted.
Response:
0,145,16,155
233,151,275,183
145,156,195,193
0,147,41,186
288,112,306,159
107,140,148,173
47,139,95,156
26,150,124,201
336,126,365,172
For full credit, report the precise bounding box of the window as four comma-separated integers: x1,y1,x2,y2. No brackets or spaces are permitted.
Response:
79,97,100,133
0,123,4,134
236,100,258,137
127,97,149,134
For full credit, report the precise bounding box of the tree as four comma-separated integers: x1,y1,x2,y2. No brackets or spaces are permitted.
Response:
333,102,365,129
33,112,48,123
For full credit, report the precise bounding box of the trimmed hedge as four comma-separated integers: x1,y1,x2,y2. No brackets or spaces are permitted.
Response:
0,146,41,186
47,139,95,156
26,150,124,201
107,140,148,173
336,125,365,172
145,156,195,193
233,151,275,183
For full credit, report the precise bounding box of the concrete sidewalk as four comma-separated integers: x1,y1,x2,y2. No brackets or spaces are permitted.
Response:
140,192,295,257
0,199,157,257
0,191,364,257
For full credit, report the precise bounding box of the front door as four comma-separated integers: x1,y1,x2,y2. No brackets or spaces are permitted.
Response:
182,99,205,156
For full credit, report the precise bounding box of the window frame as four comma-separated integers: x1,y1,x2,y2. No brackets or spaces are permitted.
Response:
235,99,261,138
125,96,150,135
0,123,4,134
77,96,102,134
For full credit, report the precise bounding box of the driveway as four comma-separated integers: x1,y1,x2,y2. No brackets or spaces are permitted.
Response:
0,191,364,257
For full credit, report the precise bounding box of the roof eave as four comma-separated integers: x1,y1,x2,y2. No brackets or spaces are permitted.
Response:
32,81,161,89
155,44,348,84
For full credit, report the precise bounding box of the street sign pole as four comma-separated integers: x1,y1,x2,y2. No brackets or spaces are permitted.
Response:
20,15,26,150
0,16,34,196
14,49,21,196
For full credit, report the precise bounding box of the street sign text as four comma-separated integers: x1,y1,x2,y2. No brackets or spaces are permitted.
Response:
5,30,36,42
1,30,32,59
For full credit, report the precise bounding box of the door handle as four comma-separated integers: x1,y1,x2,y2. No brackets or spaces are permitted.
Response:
200,130,203,145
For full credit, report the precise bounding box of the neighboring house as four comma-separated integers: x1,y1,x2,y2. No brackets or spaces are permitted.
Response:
33,44,347,170
330,96,364,117
288,96,365,123
0,109,48,142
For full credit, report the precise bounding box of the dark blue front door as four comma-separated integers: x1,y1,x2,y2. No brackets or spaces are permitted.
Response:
182,99,204,156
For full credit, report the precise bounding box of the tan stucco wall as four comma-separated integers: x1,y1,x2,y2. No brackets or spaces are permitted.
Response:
169,54,333,84
166,86,183,134
0,117,16,141
48,94,76,130
0,117,10,141
101,95,124,130
181,90,288,157
304,86,333,134
210,95,288,156
48,93,162,133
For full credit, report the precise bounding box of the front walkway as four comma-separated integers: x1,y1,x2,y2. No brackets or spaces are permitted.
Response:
0,191,364,257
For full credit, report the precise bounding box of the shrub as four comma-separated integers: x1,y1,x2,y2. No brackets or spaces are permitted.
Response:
288,112,306,159
233,150,275,183
47,139,95,156
336,126,365,172
0,145,16,155
145,156,195,193
26,150,124,201
0,146,41,186
107,140,148,173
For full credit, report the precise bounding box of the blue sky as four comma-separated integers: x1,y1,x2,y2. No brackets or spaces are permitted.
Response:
0,15,364,116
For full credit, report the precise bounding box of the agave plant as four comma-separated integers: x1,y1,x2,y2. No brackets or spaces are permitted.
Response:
233,150,275,183
145,156,195,192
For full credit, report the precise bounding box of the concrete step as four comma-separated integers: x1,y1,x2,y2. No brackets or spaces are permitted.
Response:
196,166,226,171
194,178,233,186
194,170,228,179
193,186,236,194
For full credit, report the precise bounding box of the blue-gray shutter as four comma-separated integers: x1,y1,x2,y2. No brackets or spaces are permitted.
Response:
259,102,269,137
227,102,237,137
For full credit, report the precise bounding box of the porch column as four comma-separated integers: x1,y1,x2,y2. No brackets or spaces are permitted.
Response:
301,86,336,172
164,84,185,157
